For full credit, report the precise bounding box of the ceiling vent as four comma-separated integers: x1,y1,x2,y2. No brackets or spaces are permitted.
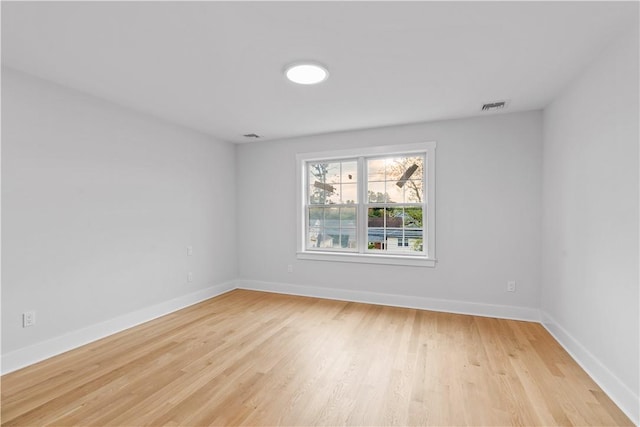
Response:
243,133,261,138
481,101,508,112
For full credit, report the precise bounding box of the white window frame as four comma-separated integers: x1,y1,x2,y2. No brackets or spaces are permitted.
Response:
296,142,436,267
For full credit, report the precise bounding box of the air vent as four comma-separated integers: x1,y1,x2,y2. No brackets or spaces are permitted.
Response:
482,101,508,112
243,133,261,138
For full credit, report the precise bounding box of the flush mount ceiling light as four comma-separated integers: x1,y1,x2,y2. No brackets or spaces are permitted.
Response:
285,62,329,85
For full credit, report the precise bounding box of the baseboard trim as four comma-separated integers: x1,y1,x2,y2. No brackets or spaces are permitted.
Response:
1,281,236,375
541,311,639,426
237,279,541,322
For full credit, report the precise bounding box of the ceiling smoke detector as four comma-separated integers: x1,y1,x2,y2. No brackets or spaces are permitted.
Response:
481,101,509,112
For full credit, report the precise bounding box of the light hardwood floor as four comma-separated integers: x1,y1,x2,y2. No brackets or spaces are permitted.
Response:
1,289,633,426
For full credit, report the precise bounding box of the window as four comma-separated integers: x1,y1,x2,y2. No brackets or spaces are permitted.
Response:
296,142,436,267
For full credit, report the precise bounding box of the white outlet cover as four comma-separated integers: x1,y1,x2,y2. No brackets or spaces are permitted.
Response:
23,311,36,327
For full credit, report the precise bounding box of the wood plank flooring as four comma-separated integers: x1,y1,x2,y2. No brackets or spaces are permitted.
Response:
1,289,633,426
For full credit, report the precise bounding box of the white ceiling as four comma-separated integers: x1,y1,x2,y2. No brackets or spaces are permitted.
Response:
2,1,637,143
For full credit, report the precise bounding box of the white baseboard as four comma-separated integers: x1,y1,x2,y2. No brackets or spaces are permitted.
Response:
541,311,639,426
1,281,236,375
236,279,541,322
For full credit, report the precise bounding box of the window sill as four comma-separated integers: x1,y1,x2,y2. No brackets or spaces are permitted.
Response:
296,251,437,267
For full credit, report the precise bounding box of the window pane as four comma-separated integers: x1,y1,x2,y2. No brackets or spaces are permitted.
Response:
324,207,340,248
339,228,356,248
388,156,423,180
338,208,357,248
385,207,405,253
367,207,385,250
307,206,357,250
386,183,404,203
407,238,424,252
307,207,323,248
323,208,340,242
309,160,358,204
325,189,342,205
367,159,386,181
309,207,323,221
341,183,358,204
404,179,423,203
308,162,336,204
309,182,343,204
366,206,424,253
399,207,423,252
383,180,424,203
340,207,356,227
367,155,424,204
385,207,404,228
325,162,342,184
308,162,329,185
309,183,332,204
367,181,388,203
341,161,358,183
403,207,423,228
389,156,423,202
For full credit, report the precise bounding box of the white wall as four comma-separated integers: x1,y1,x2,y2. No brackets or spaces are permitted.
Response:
236,111,542,314
1,68,237,356
541,25,639,423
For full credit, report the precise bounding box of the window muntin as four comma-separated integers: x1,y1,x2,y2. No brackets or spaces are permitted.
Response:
297,142,436,266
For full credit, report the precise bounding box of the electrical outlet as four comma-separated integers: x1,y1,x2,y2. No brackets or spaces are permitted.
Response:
188,272,193,282
507,280,516,292
187,246,193,256
287,264,293,273
23,311,36,327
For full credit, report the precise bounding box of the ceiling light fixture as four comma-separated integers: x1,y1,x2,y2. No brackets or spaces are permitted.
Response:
285,62,329,85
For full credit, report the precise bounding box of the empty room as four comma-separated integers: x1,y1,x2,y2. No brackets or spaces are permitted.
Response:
1,1,638,426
